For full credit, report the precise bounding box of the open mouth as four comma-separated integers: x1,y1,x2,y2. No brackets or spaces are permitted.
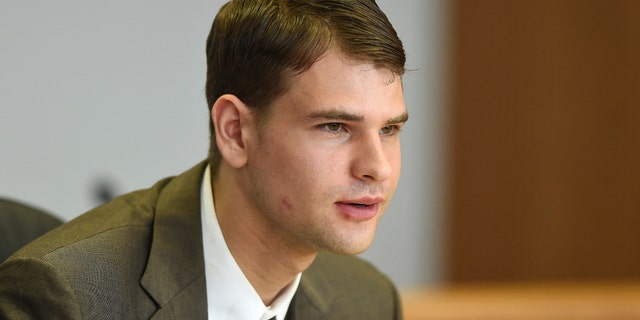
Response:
350,203,370,207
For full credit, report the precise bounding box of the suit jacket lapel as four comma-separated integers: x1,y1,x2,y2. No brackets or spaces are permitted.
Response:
140,162,208,319
287,256,333,319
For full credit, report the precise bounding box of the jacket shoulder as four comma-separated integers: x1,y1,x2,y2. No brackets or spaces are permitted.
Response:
0,178,171,319
9,176,171,260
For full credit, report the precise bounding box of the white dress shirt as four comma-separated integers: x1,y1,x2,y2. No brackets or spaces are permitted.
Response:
200,165,301,320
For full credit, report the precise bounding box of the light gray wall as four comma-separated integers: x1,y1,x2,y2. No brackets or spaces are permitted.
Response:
1,0,447,288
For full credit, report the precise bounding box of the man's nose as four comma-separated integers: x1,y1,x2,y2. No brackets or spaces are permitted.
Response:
351,133,393,183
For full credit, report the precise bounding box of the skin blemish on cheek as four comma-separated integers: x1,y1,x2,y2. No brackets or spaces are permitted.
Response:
282,197,293,210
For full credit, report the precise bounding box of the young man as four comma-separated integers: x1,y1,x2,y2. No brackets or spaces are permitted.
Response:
0,0,408,318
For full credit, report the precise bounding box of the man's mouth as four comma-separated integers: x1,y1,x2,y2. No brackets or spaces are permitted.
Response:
335,197,383,221
338,196,383,206
349,203,370,207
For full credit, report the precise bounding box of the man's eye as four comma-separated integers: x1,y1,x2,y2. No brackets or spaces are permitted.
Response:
322,123,344,132
380,125,398,136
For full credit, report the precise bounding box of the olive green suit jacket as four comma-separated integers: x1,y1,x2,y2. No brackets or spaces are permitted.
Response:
0,162,402,319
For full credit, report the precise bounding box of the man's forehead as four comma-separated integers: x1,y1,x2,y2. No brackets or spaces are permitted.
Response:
303,47,400,82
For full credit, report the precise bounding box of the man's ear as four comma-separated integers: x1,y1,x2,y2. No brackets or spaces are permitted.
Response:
211,94,253,168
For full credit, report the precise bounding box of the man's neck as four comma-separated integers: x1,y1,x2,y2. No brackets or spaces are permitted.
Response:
212,169,317,305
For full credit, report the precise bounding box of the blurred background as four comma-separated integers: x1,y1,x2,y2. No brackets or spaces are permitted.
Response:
446,0,640,285
2,0,640,318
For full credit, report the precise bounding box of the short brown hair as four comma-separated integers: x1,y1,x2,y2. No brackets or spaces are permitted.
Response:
205,0,406,173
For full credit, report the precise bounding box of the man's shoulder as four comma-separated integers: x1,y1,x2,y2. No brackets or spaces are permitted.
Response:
0,162,208,319
8,161,208,261
9,179,168,261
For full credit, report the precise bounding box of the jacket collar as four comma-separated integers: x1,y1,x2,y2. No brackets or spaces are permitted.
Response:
287,253,336,318
140,161,208,319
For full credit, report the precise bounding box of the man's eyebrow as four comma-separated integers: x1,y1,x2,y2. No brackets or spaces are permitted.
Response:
305,110,364,122
386,112,409,125
305,110,409,125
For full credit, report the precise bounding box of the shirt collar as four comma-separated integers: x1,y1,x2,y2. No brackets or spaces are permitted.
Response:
200,164,301,320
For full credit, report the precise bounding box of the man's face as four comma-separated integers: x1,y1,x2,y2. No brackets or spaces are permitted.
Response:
242,49,407,255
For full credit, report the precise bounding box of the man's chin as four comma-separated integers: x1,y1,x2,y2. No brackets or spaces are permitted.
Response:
322,238,375,256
